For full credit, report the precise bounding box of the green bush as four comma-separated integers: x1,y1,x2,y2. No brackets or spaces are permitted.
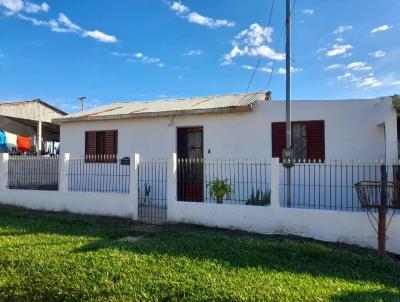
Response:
246,188,271,206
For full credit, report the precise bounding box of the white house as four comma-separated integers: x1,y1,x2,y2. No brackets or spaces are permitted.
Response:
52,92,399,207
54,92,398,162
2,92,400,253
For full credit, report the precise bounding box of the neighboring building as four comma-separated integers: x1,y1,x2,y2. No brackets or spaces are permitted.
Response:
0,99,66,154
54,92,398,162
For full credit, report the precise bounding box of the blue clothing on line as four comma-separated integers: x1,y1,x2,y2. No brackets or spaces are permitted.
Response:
0,130,8,152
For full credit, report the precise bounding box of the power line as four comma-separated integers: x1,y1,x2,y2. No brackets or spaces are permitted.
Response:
266,0,297,91
243,0,275,93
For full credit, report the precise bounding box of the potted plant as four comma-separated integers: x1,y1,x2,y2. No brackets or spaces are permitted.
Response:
207,179,232,204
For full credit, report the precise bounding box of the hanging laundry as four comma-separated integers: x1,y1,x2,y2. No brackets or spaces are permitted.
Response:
6,132,17,153
0,130,8,152
17,135,31,152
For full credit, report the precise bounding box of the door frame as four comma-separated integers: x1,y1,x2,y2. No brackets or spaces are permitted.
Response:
176,126,204,202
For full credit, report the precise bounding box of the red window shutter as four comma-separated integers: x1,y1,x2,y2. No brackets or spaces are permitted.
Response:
271,122,286,160
305,121,325,161
104,130,118,155
271,121,325,161
85,132,97,155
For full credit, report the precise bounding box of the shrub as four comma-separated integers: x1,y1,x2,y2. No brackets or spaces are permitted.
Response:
246,188,271,206
207,179,232,204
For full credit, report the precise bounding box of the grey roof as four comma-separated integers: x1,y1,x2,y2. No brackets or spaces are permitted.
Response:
53,92,269,123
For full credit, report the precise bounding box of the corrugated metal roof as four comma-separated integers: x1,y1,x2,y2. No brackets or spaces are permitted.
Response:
0,99,66,123
54,92,269,123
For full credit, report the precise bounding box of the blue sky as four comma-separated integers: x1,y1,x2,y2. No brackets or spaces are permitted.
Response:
0,0,399,113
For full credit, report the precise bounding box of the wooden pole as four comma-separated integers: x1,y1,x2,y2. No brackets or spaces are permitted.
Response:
379,164,388,255
378,207,387,255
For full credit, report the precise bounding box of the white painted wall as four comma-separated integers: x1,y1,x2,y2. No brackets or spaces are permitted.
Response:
0,153,398,255
169,202,400,254
0,190,136,218
60,98,392,161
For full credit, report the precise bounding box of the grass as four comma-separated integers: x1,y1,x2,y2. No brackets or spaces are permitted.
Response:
0,205,399,301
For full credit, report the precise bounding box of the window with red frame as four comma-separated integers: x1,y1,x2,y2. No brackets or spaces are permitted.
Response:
271,120,325,161
85,130,118,162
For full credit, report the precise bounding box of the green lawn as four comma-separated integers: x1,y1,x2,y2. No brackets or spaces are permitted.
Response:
0,205,399,302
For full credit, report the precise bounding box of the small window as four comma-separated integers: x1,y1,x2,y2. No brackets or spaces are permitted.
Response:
85,130,118,162
272,121,325,161
292,123,307,160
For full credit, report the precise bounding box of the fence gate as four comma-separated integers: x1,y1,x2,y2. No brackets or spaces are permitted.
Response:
138,159,168,224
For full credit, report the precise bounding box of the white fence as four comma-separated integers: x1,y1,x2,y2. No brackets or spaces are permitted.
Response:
0,153,399,254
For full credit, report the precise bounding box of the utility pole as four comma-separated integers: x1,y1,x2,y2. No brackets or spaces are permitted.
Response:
285,0,292,207
78,97,86,112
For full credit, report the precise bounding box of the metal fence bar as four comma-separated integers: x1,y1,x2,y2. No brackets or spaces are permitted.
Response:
138,158,168,224
177,158,272,206
7,155,60,191
66,155,130,194
279,160,400,212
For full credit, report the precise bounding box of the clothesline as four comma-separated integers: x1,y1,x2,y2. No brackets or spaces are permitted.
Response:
0,129,32,153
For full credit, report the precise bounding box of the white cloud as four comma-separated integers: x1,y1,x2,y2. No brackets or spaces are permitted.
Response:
24,1,48,13
356,77,382,88
369,50,386,58
333,25,353,34
83,30,117,43
0,0,49,15
241,64,272,73
186,11,234,28
222,23,285,65
335,37,344,42
346,61,372,71
336,71,383,89
260,67,272,73
324,64,343,71
371,24,392,33
241,64,254,70
325,62,373,72
134,52,161,64
301,9,314,16
326,44,353,57
16,12,117,43
17,13,48,25
335,70,400,90
170,1,188,14
57,13,81,32
168,1,234,29
337,72,353,80
182,49,202,56
113,51,164,67
277,67,302,75
235,23,273,45
0,0,24,14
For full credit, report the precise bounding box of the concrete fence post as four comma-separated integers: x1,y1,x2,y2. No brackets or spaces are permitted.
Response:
0,153,9,191
59,153,70,192
270,157,280,208
130,154,140,220
167,153,177,222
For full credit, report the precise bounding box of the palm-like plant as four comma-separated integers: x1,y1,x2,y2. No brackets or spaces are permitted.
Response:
207,179,232,204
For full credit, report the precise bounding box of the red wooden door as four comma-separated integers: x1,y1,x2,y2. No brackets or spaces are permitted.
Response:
177,127,204,202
